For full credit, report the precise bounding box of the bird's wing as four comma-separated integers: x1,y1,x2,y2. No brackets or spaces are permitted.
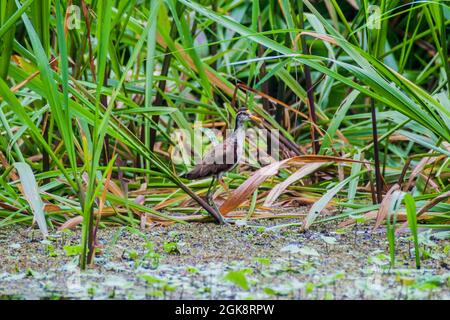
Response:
184,136,236,179
200,136,235,165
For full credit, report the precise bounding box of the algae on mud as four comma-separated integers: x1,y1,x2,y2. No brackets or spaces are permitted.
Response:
0,218,449,300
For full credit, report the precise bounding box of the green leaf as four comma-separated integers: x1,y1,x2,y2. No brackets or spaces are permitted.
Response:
63,245,83,256
163,241,179,254
224,270,251,290
13,162,48,237
305,169,367,229
405,193,421,269
140,274,163,284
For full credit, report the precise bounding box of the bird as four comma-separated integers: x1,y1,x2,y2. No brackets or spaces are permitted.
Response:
183,108,261,220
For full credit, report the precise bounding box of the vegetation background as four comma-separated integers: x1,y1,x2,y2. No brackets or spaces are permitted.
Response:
0,0,449,270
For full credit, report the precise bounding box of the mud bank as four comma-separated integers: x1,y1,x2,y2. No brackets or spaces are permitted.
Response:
0,219,449,299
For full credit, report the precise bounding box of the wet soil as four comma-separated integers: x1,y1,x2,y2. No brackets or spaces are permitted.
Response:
0,217,449,300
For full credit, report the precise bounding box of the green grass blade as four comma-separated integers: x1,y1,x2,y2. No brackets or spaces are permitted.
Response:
404,193,421,269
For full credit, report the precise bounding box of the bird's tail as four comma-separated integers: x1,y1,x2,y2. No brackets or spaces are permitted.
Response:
179,171,192,180
181,167,201,180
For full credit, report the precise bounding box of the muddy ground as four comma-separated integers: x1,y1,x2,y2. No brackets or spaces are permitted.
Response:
0,217,449,300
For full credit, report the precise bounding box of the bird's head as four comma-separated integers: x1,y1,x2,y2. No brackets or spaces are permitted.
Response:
236,108,262,125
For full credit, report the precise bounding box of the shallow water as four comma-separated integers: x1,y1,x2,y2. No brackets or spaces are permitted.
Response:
0,219,449,300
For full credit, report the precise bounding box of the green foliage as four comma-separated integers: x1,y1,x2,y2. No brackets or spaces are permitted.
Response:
404,193,421,269
163,241,180,254
63,245,83,257
254,257,271,266
140,274,163,284
224,269,252,291
0,0,448,272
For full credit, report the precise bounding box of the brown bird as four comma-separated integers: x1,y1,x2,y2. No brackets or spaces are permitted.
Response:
183,108,261,220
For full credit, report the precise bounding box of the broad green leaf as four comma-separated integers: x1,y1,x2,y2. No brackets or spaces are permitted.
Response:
14,162,48,236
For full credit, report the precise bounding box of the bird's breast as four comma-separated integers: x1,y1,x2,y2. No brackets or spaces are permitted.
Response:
235,127,245,164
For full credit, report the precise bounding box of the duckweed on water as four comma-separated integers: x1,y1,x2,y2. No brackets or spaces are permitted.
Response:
0,220,448,300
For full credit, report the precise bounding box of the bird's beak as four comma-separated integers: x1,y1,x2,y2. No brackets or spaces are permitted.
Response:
250,115,262,123
246,110,262,123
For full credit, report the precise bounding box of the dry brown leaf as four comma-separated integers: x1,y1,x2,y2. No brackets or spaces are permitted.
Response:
220,155,368,215
263,162,323,207
106,179,125,197
296,31,338,46
154,194,190,210
97,163,115,219
44,204,62,212
58,216,83,231
373,183,401,230
403,152,437,191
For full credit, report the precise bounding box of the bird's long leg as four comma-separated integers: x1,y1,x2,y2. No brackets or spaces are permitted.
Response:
205,175,228,225
206,175,216,201
209,187,229,225
209,175,220,204
209,175,233,225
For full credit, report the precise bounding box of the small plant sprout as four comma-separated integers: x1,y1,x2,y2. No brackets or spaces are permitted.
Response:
163,242,180,255
224,269,253,291
404,194,421,269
